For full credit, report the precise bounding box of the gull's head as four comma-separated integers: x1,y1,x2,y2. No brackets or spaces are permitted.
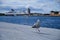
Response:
37,19,40,23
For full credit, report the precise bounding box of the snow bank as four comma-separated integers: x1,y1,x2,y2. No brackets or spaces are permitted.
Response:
0,22,60,40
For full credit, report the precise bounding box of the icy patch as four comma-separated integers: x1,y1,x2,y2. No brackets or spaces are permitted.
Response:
0,22,60,40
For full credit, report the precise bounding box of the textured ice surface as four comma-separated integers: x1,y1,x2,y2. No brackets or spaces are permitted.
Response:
0,22,60,40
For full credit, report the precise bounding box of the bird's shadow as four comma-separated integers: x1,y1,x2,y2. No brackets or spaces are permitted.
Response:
33,31,51,35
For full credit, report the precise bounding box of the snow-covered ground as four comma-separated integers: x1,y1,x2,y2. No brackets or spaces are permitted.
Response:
0,22,60,40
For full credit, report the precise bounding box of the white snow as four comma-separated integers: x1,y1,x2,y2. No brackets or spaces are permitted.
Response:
0,22,60,40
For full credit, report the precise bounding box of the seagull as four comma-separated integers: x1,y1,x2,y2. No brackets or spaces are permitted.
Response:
32,19,40,32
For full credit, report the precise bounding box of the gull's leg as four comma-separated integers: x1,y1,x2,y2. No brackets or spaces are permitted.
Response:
36,28,40,32
37,28,40,32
